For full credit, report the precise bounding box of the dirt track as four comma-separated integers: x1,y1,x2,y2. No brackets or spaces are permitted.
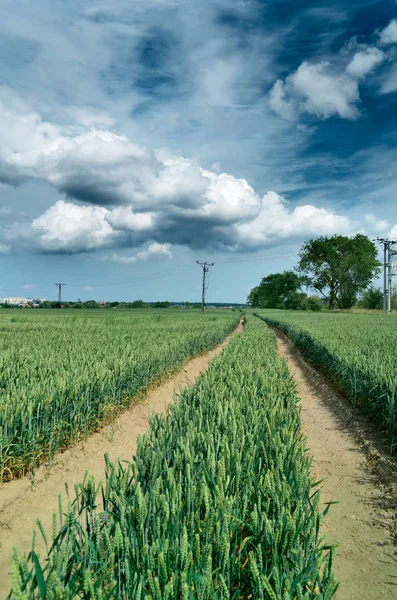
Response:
275,329,397,600
0,320,244,598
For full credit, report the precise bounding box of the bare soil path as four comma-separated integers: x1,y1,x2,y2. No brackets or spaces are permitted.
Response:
275,329,397,600
0,319,244,598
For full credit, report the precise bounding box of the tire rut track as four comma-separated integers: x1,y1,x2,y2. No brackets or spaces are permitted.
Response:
0,319,244,598
275,329,397,600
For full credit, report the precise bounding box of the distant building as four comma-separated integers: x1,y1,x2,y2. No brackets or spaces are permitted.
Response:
0,297,46,306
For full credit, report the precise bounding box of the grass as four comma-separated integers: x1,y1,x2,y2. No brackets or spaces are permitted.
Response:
0,309,240,481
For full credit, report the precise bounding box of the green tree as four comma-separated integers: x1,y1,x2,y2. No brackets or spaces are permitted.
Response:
39,301,58,308
131,299,146,308
297,234,381,309
284,291,308,310
150,301,171,308
247,286,261,308
248,271,303,308
84,300,99,309
359,287,383,309
303,295,323,312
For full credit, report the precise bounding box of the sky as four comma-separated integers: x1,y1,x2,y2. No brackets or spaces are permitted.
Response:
1,0,397,303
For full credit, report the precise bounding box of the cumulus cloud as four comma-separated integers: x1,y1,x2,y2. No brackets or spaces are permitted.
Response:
30,200,115,252
103,243,172,264
346,47,384,79
268,80,297,121
17,188,352,254
364,213,389,232
233,192,351,249
269,22,387,123
293,62,360,119
270,62,360,121
137,242,172,260
107,207,156,231
0,88,355,254
389,224,397,238
378,20,397,46
104,254,138,265
0,89,260,220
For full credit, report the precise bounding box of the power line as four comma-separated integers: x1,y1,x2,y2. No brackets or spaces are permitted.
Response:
196,262,214,312
4,250,299,295
70,251,297,288
68,262,197,288
214,250,297,265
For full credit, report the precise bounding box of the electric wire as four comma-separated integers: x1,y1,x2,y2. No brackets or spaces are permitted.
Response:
3,250,299,295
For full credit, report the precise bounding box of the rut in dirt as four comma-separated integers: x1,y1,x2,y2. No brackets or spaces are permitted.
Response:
274,328,397,600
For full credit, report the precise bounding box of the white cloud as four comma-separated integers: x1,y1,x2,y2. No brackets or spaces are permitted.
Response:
136,242,173,260
364,214,389,232
292,62,360,119
269,22,389,123
198,169,260,223
23,283,38,289
103,242,173,265
0,88,60,163
0,243,10,254
234,191,351,249
346,47,384,79
270,61,360,121
0,90,160,205
199,59,240,107
107,207,156,232
104,254,138,265
380,65,397,94
269,80,298,121
31,200,114,252
378,20,397,45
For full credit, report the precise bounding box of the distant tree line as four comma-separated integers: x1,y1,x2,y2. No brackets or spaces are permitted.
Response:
0,300,247,309
0,300,168,309
248,234,383,311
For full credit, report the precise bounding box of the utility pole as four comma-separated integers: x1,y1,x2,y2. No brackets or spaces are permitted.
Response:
384,241,388,313
55,283,66,307
196,262,214,312
375,239,397,313
388,249,393,314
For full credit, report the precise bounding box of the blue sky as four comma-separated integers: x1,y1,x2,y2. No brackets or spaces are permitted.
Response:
1,0,397,302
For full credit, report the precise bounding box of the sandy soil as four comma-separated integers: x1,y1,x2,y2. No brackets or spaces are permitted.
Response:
275,329,397,600
0,319,244,598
